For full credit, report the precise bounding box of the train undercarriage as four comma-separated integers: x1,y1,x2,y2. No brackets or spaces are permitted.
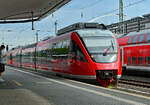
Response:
96,70,119,87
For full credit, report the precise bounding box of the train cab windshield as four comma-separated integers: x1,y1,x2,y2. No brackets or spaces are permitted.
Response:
77,29,118,63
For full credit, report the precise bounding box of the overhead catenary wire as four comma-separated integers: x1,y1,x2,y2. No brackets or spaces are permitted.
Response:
88,0,146,22
76,0,104,10
56,0,104,14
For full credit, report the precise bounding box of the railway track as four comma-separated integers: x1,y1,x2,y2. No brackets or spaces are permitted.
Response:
119,79,150,88
118,78,150,96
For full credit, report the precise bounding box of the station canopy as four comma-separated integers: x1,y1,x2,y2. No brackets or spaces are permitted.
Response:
0,0,70,23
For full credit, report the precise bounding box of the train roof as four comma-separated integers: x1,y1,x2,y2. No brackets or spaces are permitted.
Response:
22,43,36,49
118,29,150,38
57,22,107,36
11,23,113,51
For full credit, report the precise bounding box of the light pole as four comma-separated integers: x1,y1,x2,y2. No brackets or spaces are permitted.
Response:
36,30,40,43
54,20,57,35
35,30,40,71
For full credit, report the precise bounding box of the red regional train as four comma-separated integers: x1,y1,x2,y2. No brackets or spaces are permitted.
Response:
117,30,150,73
5,23,122,87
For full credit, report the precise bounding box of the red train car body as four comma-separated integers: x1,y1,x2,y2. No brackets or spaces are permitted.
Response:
118,30,150,71
5,23,122,87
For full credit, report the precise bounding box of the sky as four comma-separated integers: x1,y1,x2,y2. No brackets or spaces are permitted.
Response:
0,0,150,49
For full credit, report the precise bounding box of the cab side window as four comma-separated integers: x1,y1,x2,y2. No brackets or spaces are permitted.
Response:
70,40,87,62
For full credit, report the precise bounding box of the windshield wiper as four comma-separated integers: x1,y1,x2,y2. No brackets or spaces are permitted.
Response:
103,40,114,56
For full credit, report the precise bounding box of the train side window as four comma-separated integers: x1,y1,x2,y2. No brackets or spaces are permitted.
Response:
62,39,70,55
145,33,150,43
127,56,131,65
51,43,57,58
138,34,144,43
128,36,132,45
38,49,50,57
54,42,63,55
138,56,143,66
145,56,150,66
132,35,138,44
58,42,63,48
52,40,70,59
132,56,137,66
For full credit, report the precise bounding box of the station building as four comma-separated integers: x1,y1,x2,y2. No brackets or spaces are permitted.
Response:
107,13,150,34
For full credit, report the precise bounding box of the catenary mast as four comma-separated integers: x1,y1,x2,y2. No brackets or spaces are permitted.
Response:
119,0,123,34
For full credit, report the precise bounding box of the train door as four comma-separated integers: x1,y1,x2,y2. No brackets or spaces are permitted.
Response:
51,41,69,73
51,42,59,72
33,47,37,70
120,48,123,65
19,49,22,67
69,40,88,75
10,52,13,65
61,39,70,73
121,47,126,70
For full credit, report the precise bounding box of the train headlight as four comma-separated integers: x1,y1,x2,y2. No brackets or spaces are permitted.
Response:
110,54,117,62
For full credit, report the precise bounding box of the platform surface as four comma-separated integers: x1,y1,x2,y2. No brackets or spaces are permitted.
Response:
0,66,149,105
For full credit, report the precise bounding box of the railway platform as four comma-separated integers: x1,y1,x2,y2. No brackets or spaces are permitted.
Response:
0,66,150,105
0,71,52,105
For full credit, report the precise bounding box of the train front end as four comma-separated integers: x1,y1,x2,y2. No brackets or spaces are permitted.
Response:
75,24,122,87
57,23,122,87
